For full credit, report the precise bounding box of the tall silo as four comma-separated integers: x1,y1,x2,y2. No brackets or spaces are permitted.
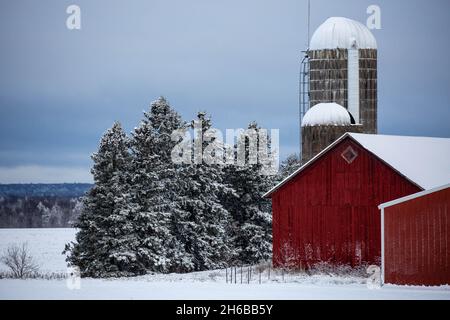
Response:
300,17,377,163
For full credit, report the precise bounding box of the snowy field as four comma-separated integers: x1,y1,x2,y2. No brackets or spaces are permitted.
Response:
0,228,76,274
0,228,449,300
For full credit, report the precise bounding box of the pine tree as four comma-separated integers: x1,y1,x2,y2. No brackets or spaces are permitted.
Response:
222,122,274,265
65,122,142,277
129,97,188,272
66,97,279,275
278,153,301,182
172,112,232,271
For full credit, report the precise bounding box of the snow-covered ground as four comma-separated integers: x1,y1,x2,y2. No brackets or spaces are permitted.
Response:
0,228,449,300
2,279,450,300
0,228,76,274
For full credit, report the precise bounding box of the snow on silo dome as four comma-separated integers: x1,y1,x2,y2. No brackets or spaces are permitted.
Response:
309,17,377,50
301,103,352,127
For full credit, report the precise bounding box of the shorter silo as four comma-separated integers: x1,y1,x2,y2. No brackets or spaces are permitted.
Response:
301,102,362,163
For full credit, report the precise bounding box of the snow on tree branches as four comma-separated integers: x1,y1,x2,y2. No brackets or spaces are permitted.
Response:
65,97,276,277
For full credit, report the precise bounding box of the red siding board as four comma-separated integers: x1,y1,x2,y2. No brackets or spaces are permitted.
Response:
271,136,421,268
384,187,450,286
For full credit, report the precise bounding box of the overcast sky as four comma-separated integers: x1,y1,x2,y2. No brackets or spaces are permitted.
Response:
0,0,449,183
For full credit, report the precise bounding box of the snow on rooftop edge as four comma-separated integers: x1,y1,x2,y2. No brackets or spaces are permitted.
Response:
301,103,352,127
309,17,377,50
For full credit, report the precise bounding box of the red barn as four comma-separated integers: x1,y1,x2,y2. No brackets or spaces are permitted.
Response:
264,133,450,268
379,184,450,286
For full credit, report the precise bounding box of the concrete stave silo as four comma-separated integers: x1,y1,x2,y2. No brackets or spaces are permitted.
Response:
301,17,378,163
301,102,362,163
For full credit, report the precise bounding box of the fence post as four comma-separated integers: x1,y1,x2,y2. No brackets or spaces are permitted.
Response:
259,269,261,284
226,267,228,283
231,267,233,283
241,266,243,284
234,267,236,284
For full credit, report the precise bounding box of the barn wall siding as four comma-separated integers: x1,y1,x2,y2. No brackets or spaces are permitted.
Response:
384,187,450,286
272,137,421,268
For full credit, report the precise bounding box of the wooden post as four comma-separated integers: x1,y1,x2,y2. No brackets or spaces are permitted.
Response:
234,267,236,284
241,266,243,284
259,270,261,284
230,267,232,283
226,267,228,283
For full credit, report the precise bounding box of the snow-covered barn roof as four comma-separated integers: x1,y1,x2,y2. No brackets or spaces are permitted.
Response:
378,183,450,210
264,133,450,197
301,103,352,127
309,17,377,50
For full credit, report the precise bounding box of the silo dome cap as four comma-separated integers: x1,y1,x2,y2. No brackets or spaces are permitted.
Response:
301,103,352,127
309,17,377,50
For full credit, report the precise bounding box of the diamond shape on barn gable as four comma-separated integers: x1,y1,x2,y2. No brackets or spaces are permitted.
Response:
341,146,358,164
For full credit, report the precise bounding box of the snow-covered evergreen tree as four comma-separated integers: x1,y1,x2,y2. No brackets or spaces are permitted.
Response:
65,122,142,277
222,122,274,265
129,97,188,272
172,112,232,271
65,97,279,276
278,153,301,181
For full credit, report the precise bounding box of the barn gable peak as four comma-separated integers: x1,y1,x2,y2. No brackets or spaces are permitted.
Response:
264,133,450,198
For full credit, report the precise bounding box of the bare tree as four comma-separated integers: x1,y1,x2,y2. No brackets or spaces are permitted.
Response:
1,243,39,278
279,241,301,271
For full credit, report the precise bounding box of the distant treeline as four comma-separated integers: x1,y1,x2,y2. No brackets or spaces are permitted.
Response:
0,183,91,228
0,183,92,197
